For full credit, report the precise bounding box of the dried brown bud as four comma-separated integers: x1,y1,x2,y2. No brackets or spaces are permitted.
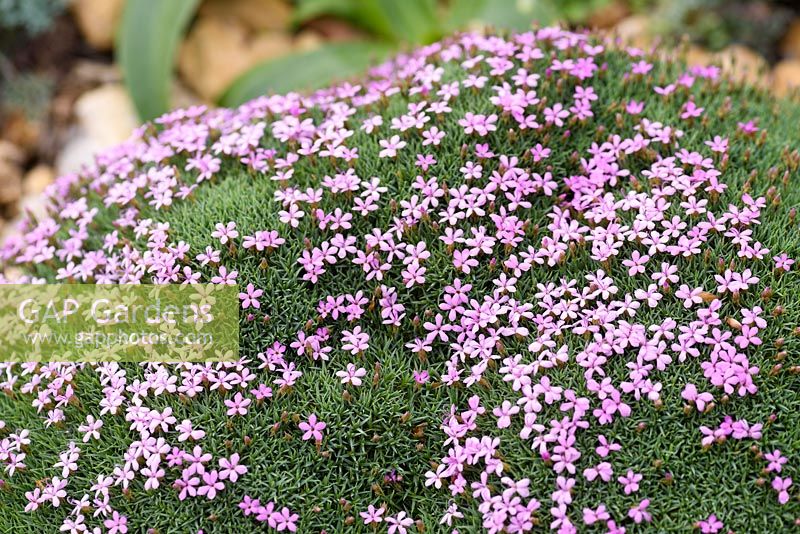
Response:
726,317,742,330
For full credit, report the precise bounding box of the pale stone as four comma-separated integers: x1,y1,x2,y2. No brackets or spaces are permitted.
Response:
71,0,125,51
294,30,324,53
588,0,629,29
199,0,292,32
685,45,714,68
56,133,104,176
171,79,205,111
57,83,137,175
0,111,41,156
2,266,23,280
23,165,55,197
714,45,769,88
178,16,293,101
0,141,23,205
773,59,800,98
17,194,49,222
73,83,138,145
612,15,652,48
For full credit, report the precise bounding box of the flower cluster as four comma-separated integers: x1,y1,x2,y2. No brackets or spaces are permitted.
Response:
1,25,799,533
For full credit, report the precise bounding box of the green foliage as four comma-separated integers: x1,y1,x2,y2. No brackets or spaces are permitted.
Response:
0,0,67,35
117,0,200,121
118,0,583,119
294,0,572,39
443,0,559,33
294,0,441,43
2,40,800,532
220,41,393,107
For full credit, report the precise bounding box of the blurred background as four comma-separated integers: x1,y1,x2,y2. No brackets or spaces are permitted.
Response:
1,0,800,233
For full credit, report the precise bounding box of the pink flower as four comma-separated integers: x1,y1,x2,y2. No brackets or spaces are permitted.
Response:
224,392,251,416
631,60,653,74
336,363,367,386
77,415,102,442
704,135,728,153
458,112,497,136
595,435,621,458
738,120,759,134
628,499,652,524
493,400,519,428
774,253,795,271
618,469,642,494
583,504,610,525
772,476,793,504
239,495,261,516
765,449,787,473
103,511,128,534
681,100,704,119
177,419,206,442
681,383,714,411
211,221,238,244
544,103,569,127
626,100,644,114
385,511,414,534
272,507,299,532
697,514,723,533
360,504,385,525
198,470,225,499
378,135,407,158
219,453,248,483
583,462,613,482
299,414,326,442
413,370,430,384
239,283,264,309
341,326,370,354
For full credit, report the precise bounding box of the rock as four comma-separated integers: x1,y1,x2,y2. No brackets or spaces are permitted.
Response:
179,16,293,101
780,18,800,59
171,80,205,112
199,0,292,32
773,59,800,98
685,45,714,68
17,195,49,222
0,111,42,156
56,133,103,176
2,266,22,280
74,84,138,145
71,0,125,51
612,15,652,48
294,30,324,53
714,45,769,88
18,165,55,223
0,141,24,205
304,17,367,42
56,84,138,175
23,165,55,197
588,0,629,29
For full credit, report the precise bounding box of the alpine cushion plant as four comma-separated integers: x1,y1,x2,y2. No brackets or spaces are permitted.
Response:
1,26,800,533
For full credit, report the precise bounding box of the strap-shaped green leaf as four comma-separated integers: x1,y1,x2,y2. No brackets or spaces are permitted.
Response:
117,0,200,121
219,41,393,107
445,0,557,33
294,0,440,45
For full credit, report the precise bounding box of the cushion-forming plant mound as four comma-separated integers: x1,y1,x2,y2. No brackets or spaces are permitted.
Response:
1,27,800,533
